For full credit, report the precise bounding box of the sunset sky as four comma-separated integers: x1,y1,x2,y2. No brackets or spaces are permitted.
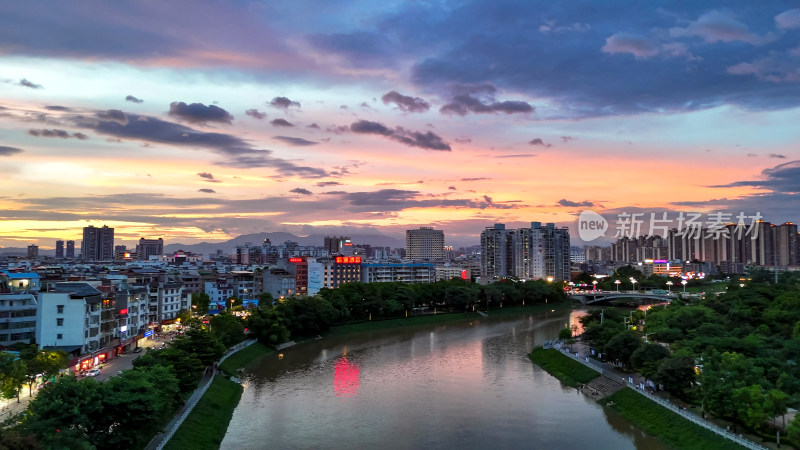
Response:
1,1,799,249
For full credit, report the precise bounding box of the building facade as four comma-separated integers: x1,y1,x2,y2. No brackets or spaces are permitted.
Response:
405,227,445,261
81,225,115,261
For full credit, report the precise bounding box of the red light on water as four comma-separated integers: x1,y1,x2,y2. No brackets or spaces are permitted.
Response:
333,356,360,399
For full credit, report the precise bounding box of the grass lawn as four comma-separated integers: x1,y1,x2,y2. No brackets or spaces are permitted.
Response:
529,347,600,387
164,376,244,450
218,342,272,376
601,388,746,450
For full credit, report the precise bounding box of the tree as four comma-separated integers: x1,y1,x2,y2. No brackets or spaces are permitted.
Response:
732,385,788,430
603,331,642,370
191,292,210,315
631,344,670,380
171,327,225,366
258,292,275,307
209,312,246,346
558,327,573,340
654,355,695,397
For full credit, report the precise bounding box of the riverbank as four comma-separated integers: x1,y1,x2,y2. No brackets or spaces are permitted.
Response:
601,388,745,450
329,301,572,335
164,342,271,449
529,347,600,387
163,376,243,450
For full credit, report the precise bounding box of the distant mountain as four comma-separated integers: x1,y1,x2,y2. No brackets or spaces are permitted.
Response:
163,231,405,256
0,247,55,257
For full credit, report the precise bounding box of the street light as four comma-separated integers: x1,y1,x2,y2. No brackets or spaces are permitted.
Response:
592,280,598,292
614,280,621,292
666,281,673,294
681,280,687,293
631,278,637,292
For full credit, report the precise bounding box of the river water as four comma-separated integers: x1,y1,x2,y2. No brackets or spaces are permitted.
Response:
222,308,665,449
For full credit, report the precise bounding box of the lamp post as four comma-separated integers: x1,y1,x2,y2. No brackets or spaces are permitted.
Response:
592,280,598,292
681,280,687,293
631,279,637,292
614,280,621,292
666,281,673,294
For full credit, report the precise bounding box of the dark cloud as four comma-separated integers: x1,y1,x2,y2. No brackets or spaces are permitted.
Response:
96,109,128,126
45,105,71,111
274,136,317,146
454,137,472,143
18,79,42,89
168,101,233,124
528,138,552,147
381,90,431,113
439,84,533,116
333,189,521,212
496,154,536,158
770,153,786,159
198,188,216,193
557,199,594,207
290,188,313,195
0,146,23,156
125,95,143,104
448,186,456,190
271,118,294,127
245,109,266,120
308,123,320,129
69,110,329,178
197,172,220,182
28,129,87,139
316,181,341,187
460,177,490,182
710,160,800,193
350,120,450,151
560,136,576,143
269,96,300,110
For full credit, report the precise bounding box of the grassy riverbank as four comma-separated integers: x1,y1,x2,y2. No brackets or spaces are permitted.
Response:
601,388,746,450
529,347,600,387
330,301,572,335
164,375,244,450
218,342,273,376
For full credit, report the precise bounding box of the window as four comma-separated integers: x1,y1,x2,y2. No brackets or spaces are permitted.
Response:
57,334,63,340
57,305,64,314
56,318,64,326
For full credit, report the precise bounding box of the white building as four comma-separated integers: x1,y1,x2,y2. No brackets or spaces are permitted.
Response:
37,282,103,356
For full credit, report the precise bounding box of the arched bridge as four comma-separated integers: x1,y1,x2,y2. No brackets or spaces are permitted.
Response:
570,291,675,305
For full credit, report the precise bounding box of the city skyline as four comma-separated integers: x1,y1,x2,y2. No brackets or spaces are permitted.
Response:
1,1,799,249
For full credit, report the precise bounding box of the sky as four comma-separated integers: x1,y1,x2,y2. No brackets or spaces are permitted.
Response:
1,1,799,249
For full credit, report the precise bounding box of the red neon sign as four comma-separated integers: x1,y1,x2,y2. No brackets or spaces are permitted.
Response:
335,256,361,264
461,270,468,280
119,308,128,315
288,257,303,263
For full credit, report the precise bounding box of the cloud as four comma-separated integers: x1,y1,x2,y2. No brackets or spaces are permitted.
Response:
560,136,576,143
528,138,552,148
557,199,594,207
269,96,300,110
710,160,800,193
274,136,317,146
197,172,220,182
245,109,266,120
71,110,329,178
290,188,313,195
18,79,42,89
350,120,450,151
271,118,294,127
125,95,143,104
440,84,533,116
44,105,71,111
168,101,233,124
460,177,491,182
454,137,472,143
315,181,341,187
0,146,23,156
670,10,775,45
381,90,431,113
198,188,216,193
602,33,660,58
308,123,320,129
770,153,787,159
335,189,521,212
28,129,88,139
776,9,800,29
96,109,128,126
496,154,536,158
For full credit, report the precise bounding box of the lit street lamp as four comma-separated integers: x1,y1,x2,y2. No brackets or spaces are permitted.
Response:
614,280,621,292
681,280,687,293
592,280,598,292
666,281,673,294
630,278,637,292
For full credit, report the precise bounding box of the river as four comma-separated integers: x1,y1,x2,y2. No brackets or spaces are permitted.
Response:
221,308,666,449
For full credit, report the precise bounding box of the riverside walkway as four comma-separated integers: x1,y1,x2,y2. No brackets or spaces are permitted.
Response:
145,338,258,450
543,341,769,450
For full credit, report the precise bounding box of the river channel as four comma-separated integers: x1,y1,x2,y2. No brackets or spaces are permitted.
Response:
221,308,666,449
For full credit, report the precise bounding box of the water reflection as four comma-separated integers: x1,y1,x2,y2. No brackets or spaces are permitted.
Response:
333,356,360,399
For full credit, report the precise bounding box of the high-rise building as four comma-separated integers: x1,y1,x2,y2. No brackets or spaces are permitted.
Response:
27,245,39,259
405,227,444,261
324,236,350,255
750,221,774,267
66,240,75,259
55,240,64,258
775,223,798,267
81,225,114,261
481,222,570,282
136,238,164,260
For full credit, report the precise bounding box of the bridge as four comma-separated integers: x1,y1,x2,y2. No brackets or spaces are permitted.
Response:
569,290,675,305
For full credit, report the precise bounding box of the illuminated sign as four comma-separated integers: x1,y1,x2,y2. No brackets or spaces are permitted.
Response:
461,270,468,280
653,260,668,264
119,308,128,315
335,256,362,264
143,330,154,338
288,257,303,263
120,325,128,333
